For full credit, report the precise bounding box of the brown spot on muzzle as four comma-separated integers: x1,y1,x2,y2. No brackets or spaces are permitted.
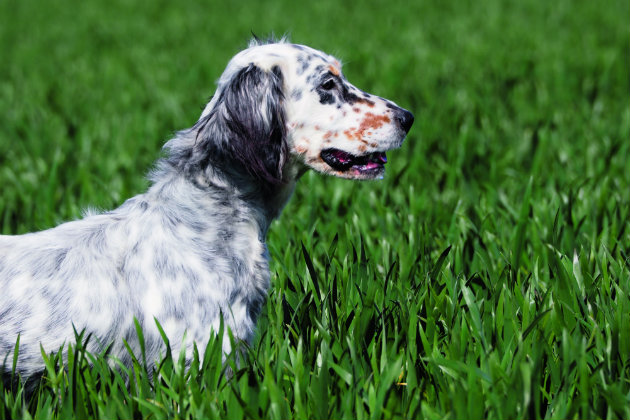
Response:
360,112,390,131
343,112,391,141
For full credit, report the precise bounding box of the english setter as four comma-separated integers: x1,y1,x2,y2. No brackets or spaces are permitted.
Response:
0,39,413,381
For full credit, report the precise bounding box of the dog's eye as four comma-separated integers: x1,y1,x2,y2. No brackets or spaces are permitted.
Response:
320,79,336,90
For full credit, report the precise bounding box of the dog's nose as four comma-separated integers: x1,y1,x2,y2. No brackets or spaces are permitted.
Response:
396,109,414,134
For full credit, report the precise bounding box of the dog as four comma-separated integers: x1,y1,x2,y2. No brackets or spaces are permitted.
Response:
0,38,413,381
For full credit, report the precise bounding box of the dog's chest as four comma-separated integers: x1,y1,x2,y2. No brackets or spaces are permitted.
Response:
123,209,270,332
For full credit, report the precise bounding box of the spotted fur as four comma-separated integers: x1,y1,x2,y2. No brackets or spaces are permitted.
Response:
0,38,413,381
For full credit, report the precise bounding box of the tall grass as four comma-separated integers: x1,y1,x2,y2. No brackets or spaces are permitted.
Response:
1,0,628,418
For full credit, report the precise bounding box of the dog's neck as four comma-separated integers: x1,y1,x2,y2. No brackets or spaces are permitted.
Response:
148,159,301,241
237,178,298,239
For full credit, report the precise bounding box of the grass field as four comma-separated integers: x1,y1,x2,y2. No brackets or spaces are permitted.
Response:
1,0,629,418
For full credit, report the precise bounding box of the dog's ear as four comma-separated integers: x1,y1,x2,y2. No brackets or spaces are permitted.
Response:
195,63,287,185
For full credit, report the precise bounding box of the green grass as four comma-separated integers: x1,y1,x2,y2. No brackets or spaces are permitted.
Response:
1,0,629,418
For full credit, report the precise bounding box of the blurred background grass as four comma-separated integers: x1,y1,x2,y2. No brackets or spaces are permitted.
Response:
0,0,629,418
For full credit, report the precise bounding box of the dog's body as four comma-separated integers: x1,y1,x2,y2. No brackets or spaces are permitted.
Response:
0,39,413,378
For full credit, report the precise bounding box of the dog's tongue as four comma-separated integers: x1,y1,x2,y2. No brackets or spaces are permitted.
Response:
363,161,382,170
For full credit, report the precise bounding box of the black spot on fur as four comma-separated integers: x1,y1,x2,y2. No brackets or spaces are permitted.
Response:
306,65,326,85
55,249,68,270
296,54,312,75
0,307,11,322
339,85,363,105
41,286,53,299
291,89,303,101
228,289,240,306
219,228,234,242
231,256,248,280
316,90,336,105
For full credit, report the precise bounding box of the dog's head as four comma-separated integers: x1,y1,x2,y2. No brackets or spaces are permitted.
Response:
193,39,413,184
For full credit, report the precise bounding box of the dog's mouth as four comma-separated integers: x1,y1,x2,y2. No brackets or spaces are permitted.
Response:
320,148,388,176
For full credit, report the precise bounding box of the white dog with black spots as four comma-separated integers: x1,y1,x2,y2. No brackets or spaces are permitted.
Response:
0,38,413,384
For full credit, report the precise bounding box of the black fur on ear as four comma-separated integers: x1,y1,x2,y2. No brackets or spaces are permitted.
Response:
194,63,288,186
